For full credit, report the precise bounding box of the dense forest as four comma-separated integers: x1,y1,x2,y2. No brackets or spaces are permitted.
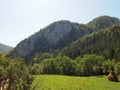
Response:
60,25,120,60
30,54,120,76
29,25,120,76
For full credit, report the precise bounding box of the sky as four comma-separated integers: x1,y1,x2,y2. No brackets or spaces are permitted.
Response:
0,0,120,47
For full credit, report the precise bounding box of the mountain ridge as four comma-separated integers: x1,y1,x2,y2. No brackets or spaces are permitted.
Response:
7,16,120,63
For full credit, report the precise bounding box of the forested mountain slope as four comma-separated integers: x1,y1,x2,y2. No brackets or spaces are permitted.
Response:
60,25,120,60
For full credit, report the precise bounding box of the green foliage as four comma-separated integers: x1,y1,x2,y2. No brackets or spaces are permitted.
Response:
32,53,53,64
0,54,33,90
31,75,120,90
115,62,120,75
6,59,30,89
75,54,105,76
60,25,120,61
31,54,119,76
29,63,41,75
31,56,75,75
102,60,115,75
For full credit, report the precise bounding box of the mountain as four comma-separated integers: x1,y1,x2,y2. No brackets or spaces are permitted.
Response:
7,20,91,62
0,43,12,54
7,16,120,63
60,25,120,60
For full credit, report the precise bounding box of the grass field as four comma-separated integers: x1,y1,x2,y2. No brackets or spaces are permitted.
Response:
30,75,120,90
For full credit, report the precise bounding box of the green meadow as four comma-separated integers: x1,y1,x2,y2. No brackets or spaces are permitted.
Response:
30,75,120,90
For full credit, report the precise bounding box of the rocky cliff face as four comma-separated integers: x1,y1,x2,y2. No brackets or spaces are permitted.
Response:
7,20,74,60
43,21,72,44
7,16,120,63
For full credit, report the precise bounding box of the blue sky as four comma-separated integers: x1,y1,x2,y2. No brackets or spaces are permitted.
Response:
0,0,120,47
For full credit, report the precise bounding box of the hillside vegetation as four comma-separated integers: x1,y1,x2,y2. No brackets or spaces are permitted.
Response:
29,25,120,76
60,25,120,60
31,75,120,90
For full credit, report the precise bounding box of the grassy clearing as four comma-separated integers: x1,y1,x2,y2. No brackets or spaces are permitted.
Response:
30,75,120,90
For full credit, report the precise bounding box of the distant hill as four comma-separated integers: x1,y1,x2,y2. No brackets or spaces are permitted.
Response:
7,16,120,63
0,43,12,54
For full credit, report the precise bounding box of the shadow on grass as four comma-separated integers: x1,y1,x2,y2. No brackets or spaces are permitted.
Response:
96,75,105,78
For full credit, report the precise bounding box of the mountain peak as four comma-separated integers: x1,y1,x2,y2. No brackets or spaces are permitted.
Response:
42,20,72,44
87,16,120,31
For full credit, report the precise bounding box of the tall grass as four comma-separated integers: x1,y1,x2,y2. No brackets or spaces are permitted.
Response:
30,75,120,90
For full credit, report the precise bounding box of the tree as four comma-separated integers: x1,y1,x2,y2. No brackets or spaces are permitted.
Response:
115,62,120,76
75,54,105,76
6,58,32,90
102,60,115,75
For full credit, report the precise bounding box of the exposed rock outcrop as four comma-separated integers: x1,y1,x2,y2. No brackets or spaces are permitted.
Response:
7,20,74,61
